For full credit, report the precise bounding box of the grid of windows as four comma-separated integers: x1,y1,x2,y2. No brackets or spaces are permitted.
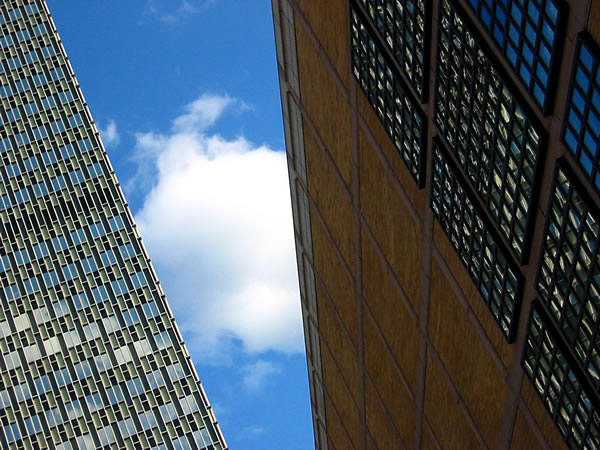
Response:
351,4,426,187
431,142,520,341
0,1,225,449
466,0,562,112
435,0,542,260
357,0,427,98
537,163,600,390
563,36,600,193
522,303,600,449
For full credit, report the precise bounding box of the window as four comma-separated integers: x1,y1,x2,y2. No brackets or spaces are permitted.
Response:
537,163,600,388
60,144,75,159
5,162,20,177
131,271,147,289
563,35,600,193
15,187,29,205
23,156,39,172
82,323,100,340
4,422,20,443
139,410,157,431
65,399,83,420
357,0,427,98
81,256,97,274
118,417,136,438
74,360,92,380
431,141,521,341
99,249,116,267
41,150,56,165
108,214,124,231
106,384,124,405
86,392,103,412
33,182,48,198
435,0,542,260
97,425,116,446
91,285,109,303
23,415,41,436
89,221,105,238
126,377,144,397
143,301,159,319
467,0,562,112
522,303,600,448
351,4,426,186
52,235,67,252
33,242,48,258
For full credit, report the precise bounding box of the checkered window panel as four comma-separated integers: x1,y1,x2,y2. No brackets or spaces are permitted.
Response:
351,5,426,187
563,37,600,194
435,0,542,260
358,0,427,98
537,163,600,391
431,143,520,341
467,0,562,112
523,304,600,449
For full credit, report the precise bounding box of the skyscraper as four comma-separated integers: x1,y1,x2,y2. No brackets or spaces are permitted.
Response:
274,0,600,448
0,1,226,448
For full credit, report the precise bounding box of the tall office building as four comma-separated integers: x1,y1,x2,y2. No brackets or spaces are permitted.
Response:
0,1,226,449
274,0,600,448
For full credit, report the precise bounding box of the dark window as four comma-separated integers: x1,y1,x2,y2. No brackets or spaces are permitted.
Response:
435,0,543,260
357,0,427,98
522,303,600,449
537,162,600,389
351,5,426,187
563,35,600,193
467,0,563,112
431,142,521,341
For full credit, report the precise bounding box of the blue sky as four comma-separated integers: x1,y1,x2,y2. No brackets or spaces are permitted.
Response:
48,1,313,448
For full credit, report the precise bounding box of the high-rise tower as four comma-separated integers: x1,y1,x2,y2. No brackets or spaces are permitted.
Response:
274,0,600,448
0,1,226,448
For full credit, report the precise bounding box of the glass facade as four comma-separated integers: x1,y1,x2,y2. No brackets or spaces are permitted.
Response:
357,0,427,98
563,36,600,193
523,303,600,449
0,1,225,449
435,0,542,260
467,0,562,112
431,142,521,341
351,4,426,187
537,163,600,391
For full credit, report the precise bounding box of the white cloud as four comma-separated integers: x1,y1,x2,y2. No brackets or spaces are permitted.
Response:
98,120,119,147
242,360,282,392
143,0,212,23
172,93,233,132
133,93,303,364
236,425,265,440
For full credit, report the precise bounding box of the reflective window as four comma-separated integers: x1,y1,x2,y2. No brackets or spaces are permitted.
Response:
467,0,563,112
432,142,521,341
523,303,600,448
358,0,427,97
351,4,426,186
435,0,542,259
537,163,600,388
563,37,600,193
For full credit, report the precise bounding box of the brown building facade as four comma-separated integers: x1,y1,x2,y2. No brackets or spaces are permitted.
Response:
273,0,600,448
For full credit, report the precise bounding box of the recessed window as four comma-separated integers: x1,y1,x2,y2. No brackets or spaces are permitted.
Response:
563,35,600,193
467,0,563,112
351,5,426,186
431,142,521,341
435,0,543,260
357,0,427,98
537,162,600,389
522,302,600,448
